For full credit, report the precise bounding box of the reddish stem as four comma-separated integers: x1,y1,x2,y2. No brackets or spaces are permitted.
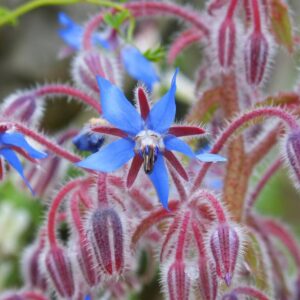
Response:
175,211,191,260
191,107,299,192
245,158,282,214
191,218,206,257
70,193,84,234
47,177,91,246
226,0,239,20
167,29,203,64
228,286,269,300
251,0,261,32
83,2,209,50
35,84,101,113
192,190,227,223
262,219,300,267
97,173,109,206
23,291,48,300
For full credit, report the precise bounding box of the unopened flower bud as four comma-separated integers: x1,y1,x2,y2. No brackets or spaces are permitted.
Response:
44,245,75,298
197,257,218,300
21,242,47,291
244,31,269,86
88,208,124,276
286,129,300,187
1,91,42,126
217,18,236,69
210,223,240,286
74,237,100,286
72,50,120,95
165,261,191,300
73,130,104,153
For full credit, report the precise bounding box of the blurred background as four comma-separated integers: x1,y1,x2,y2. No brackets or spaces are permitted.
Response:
0,0,300,296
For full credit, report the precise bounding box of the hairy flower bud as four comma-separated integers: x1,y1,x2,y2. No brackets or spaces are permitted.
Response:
197,258,218,300
21,242,47,291
244,31,269,86
217,18,236,69
74,236,100,286
164,260,191,300
210,223,240,286
88,208,124,276
72,50,120,95
1,91,42,126
44,245,75,298
285,129,300,187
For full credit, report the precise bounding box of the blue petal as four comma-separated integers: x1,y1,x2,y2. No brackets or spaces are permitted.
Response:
164,136,195,157
196,153,227,162
58,12,110,50
84,295,91,300
148,154,169,209
97,76,143,135
0,133,47,159
147,69,178,133
0,148,34,194
121,46,159,91
76,138,135,172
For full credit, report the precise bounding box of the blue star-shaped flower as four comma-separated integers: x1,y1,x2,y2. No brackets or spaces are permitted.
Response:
57,12,159,90
58,12,110,51
76,69,226,209
0,132,47,193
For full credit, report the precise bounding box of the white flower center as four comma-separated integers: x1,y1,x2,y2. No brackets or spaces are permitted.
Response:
134,130,164,174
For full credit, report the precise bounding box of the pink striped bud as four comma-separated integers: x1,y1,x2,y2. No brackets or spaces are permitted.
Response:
210,223,240,286
286,129,300,187
197,258,218,300
217,18,236,69
44,245,75,298
244,31,269,86
21,242,47,291
74,236,100,286
165,261,191,300
72,50,120,95
88,208,124,276
1,91,42,126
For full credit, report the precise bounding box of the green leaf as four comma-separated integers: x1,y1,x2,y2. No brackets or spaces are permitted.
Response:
270,0,294,52
143,46,165,62
103,9,130,30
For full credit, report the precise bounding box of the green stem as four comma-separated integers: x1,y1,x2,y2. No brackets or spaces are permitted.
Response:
0,0,124,27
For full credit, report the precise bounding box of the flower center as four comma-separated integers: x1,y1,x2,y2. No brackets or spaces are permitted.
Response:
134,130,164,174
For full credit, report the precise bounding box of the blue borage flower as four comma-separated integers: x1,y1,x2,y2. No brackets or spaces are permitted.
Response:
57,12,159,90
58,12,110,51
0,132,47,193
76,69,226,209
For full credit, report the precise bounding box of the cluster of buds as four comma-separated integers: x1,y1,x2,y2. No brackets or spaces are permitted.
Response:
0,0,300,300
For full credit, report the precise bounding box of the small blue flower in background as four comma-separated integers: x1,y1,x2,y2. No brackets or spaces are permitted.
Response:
76,69,226,209
121,45,159,91
58,12,110,51
84,295,91,300
0,132,47,193
57,12,159,91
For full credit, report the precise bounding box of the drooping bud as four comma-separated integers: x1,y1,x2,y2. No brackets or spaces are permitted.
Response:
43,245,75,298
73,236,101,286
244,31,269,86
210,223,240,286
21,242,47,291
197,258,218,300
87,208,124,276
73,129,104,153
285,129,300,187
71,50,120,95
1,91,43,126
165,261,191,300
217,18,236,69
